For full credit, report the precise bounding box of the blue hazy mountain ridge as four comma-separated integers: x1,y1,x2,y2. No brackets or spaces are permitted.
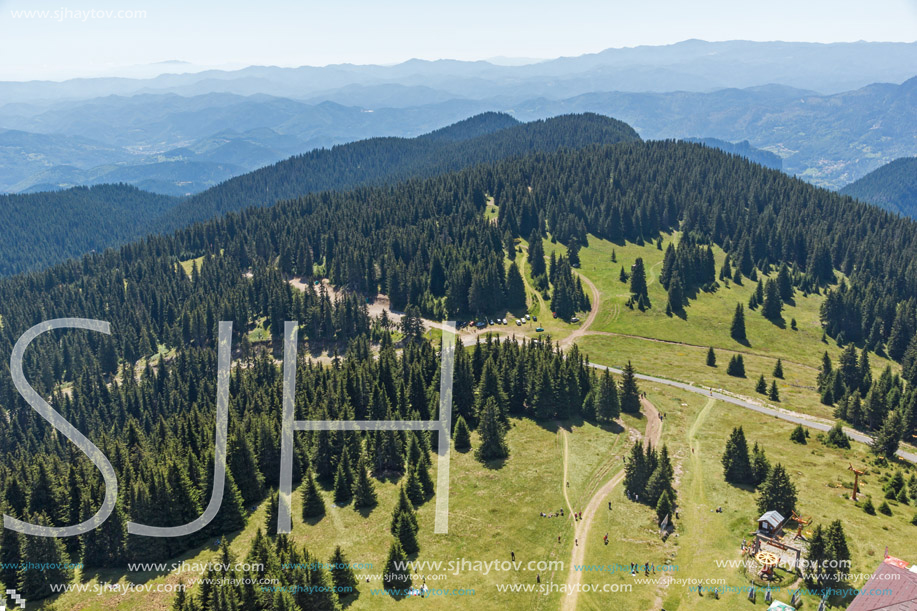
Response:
1,40,914,103
0,112,639,276
682,138,782,170
2,76,915,193
841,157,917,218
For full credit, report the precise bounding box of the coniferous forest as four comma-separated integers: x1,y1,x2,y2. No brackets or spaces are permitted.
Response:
5,119,917,605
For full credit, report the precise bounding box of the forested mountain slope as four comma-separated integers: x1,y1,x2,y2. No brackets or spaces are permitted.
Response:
158,112,639,228
0,184,177,276
0,112,638,276
4,138,917,605
841,157,917,218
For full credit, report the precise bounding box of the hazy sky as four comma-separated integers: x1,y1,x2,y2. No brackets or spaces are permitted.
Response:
1,0,915,80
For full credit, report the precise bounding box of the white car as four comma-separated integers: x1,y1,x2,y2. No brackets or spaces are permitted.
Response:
501,318,507,325
515,319,522,326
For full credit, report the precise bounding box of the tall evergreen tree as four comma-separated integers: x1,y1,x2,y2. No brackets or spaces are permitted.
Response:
730,303,747,342
619,361,641,414
475,397,509,462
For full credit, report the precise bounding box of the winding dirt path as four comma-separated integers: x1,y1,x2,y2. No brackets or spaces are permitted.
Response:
559,271,600,348
562,397,663,610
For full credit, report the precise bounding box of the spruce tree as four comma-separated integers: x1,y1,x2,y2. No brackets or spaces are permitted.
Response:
390,486,418,536
333,447,354,505
790,425,807,444
750,442,770,487
726,355,745,377
769,380,780,401
329,546,358,596
596,369,621,423
453,416,472,452
505,262,527,311
656,489,675,522
722,427,753,485
395,511,420,555
730,303,747,342
352,454,378,510
619,361,641,413
18,513,73,601
404,464,425,507
630,258,648,304
475,397,509,462
265,491,279,538
756,463,798,517
825,422,851,449
871,411,903,458
383,541,412,594
756,375,767,394
301,468,326,519
706,347,716,367
773,359,784,379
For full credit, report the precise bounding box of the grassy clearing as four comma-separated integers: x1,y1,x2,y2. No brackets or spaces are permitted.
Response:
50,418,633,610
576,380,917,611
574,233,898,421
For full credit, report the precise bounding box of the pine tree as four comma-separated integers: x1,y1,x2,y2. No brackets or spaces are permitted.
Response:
750,442,770,487
730,303,747,342
755,375,767,394
404,464,425,507
624,441,649,498
475,397,508,462
722,427,753,485
265,491,279,538
596,369,621,422
667,276,685,312
790,425,807,444
630,258,648,304
333,447,354,505
656,489,675,522
505,262,527,311
329,546,358,595
394,510,420,555
18,513,73,601
762,279,783,319
773,359,784,378
0,507,21,590
871,411,903,458
301,468,326,519
619,361,641,413
390,486,418,536
756,464,798,517
453,416,472,452
383,541,412,594
726,354,745,377
352,454,378,510
706,347,716,367
825,422,851,449
769,380,780,401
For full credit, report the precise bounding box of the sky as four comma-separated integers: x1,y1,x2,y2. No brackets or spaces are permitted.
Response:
0,0,915,81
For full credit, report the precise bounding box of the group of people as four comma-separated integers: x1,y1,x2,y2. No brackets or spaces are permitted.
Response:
540,508,564,518
629,563,654,576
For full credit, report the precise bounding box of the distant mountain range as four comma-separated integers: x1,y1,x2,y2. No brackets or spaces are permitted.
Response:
682,138,782,170
841,157,917,218
0,112,639,275
0,40,914,194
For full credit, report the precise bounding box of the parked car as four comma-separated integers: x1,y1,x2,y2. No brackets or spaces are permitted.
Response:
532,315,537,321
571,317,580,323
535,327,544,332
476,321,486,328
489,320,495,325
552,311,557,318
515,319,522,326
501,318,507,325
